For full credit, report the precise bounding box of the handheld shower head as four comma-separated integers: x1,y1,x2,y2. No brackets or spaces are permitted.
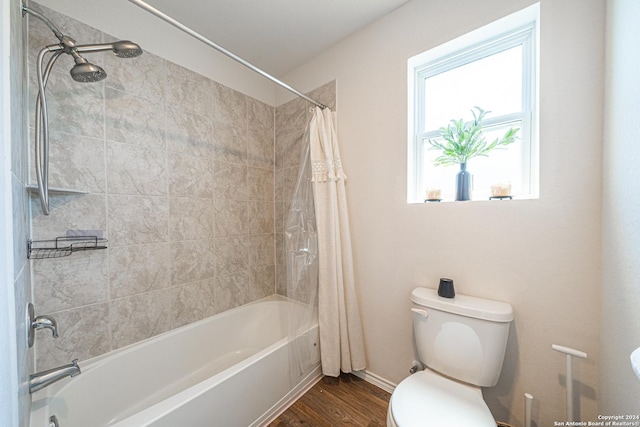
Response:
111,40,143,58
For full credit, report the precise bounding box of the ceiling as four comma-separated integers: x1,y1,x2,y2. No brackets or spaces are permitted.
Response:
144,0,412,76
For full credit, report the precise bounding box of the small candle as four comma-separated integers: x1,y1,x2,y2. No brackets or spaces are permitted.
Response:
490,183,511,197
426,188,441,200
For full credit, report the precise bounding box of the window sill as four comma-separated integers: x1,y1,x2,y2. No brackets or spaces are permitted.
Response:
410,194,538,204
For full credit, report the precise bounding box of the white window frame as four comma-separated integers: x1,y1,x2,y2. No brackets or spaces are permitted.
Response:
407,4,539,203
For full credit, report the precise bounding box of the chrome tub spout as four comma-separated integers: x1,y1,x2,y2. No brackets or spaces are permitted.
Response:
29,359,81,393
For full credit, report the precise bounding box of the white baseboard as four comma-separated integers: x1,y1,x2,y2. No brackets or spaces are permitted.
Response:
352,369,397,394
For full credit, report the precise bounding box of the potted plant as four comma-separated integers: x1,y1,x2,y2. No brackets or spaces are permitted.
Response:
427,106,519,201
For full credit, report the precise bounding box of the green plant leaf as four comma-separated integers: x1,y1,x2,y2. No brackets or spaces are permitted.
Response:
427,107,520,167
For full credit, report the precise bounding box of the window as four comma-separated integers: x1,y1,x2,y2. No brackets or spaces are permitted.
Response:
408,4,539,202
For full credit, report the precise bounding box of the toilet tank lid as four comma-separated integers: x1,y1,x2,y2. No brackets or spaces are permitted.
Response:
411,287,514,322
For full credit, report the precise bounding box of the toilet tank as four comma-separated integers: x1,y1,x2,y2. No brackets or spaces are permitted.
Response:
411,287,513,387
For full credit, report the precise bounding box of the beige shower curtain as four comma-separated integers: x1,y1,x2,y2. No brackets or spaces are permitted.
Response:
309,107,366,377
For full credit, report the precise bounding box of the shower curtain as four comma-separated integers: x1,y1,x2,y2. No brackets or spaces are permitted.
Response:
285,106,366,379
308,107,366,377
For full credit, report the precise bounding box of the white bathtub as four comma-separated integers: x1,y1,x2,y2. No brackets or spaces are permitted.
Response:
29,296,321,427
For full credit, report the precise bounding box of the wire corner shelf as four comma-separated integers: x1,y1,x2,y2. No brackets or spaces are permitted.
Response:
28,236,108,259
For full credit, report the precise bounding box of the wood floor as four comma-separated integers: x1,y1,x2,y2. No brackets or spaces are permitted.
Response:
268,373,391,427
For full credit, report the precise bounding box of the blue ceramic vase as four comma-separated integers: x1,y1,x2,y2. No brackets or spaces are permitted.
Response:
456,162,471,201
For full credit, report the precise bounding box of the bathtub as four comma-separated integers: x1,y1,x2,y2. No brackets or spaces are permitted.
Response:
29,296,321,427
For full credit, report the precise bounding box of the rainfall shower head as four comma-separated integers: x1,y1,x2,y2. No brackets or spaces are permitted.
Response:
70,60,107,83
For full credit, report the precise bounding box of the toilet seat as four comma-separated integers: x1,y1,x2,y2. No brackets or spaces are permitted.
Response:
388,370,497,427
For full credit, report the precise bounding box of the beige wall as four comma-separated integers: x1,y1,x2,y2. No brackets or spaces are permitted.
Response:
600,0,640,413
280,0,605,425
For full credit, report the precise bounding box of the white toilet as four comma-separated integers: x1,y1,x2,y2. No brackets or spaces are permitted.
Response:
387,287,513,426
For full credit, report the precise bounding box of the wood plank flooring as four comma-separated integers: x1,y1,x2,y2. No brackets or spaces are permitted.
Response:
268,373,391,427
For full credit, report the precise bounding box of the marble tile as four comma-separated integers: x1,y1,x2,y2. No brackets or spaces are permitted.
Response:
169,197,214,241
168,152,213,198
213,161,247,201
248,97,274,138
171,279,216,328
105,87,165,149
166,106,213,158
213,271,250,313
275,130,304,169
275,96,308,141
275,264,287,296
212,81,246,129
214,236,248,277
247,131,274,169
110,289,172,349
212,120,247,164
248,234,275,268
35,303,111,371
249,264,276,301
275,169,285,202
213,199,247,237
170,239,215,286
104,49,165,104
248,167,274,201
108,195,168,246
282,166,300,205
29,69,105,139
29,132,106,193
109,243,171,299
275,201,285,234
33,249,108,313
248,201,274,235
31,194,107,241
275,233,285,267
165,61,214,117
107,142,167,196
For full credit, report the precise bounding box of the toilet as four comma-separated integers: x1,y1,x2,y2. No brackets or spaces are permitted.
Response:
387,287,513,426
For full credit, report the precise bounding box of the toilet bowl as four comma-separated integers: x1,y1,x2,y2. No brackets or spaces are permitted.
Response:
387,287,513,427
387,370,496,426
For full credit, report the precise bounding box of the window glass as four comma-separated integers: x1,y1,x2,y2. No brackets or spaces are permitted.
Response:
423,46,523,131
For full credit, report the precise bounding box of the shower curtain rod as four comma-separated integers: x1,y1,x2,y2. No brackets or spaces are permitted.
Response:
128,0,328,110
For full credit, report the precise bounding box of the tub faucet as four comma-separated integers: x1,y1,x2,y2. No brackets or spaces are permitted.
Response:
29,359,81,393
33,314,58,338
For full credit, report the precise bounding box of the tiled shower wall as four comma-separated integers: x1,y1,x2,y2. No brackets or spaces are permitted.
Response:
28,4,276,370
27,3,336,371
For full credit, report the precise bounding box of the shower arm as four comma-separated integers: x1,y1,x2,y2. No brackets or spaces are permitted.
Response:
34,46,64,215
22,6,64,41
